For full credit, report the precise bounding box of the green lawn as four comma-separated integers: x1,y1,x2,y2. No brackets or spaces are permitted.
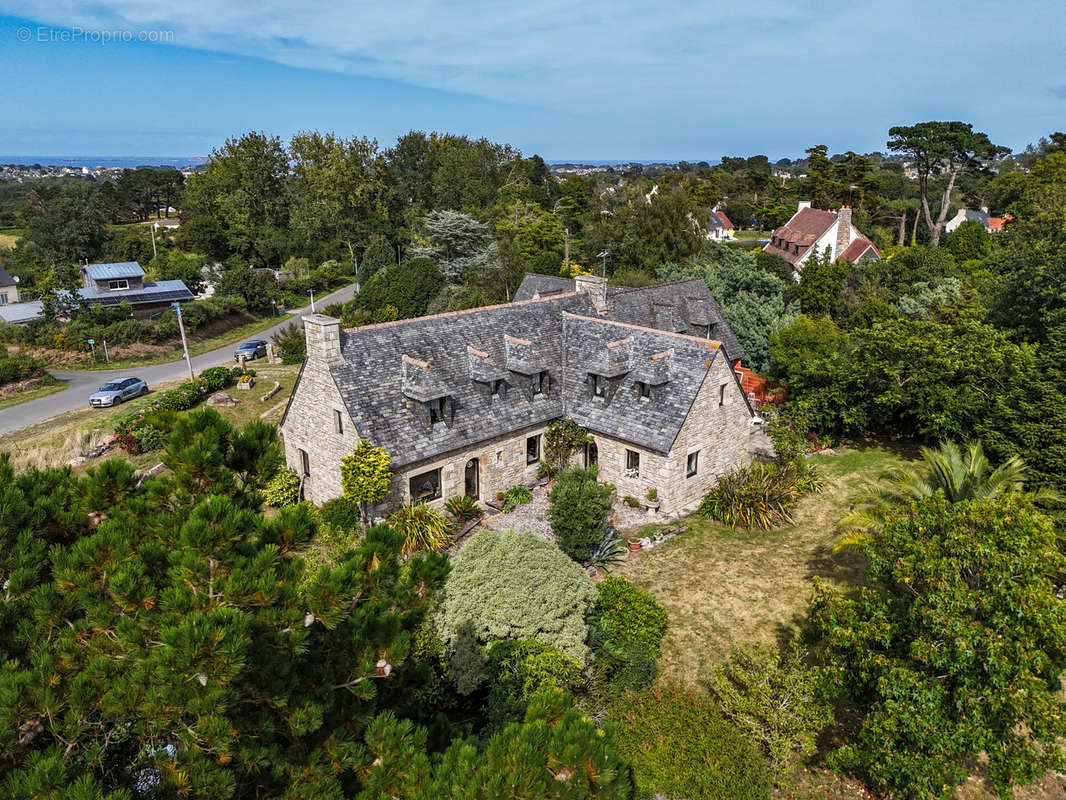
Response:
0,377,68,410
0,226,25,248
614,444,913,686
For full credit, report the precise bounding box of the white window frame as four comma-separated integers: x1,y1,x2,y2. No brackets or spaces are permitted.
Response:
108,279,129,291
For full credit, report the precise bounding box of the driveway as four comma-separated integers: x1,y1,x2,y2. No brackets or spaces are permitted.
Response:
0,283,357,435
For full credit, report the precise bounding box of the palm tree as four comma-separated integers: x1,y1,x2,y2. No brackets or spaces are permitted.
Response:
837,440,1062,549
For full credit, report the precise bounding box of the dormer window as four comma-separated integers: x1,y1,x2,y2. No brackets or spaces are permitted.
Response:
591,374,607,398
531,370,549,397
490,379,503,399
108,279,129,291
428,396,448,424
636,381,651,402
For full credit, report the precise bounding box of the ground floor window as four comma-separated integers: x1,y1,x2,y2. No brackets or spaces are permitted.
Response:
526,435,540,464
409,468,442,502
625,448,640,478
686,450,699,478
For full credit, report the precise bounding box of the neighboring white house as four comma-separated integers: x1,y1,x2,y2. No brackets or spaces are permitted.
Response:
706,207,735,241
763,201,881,273
945,207,1011,234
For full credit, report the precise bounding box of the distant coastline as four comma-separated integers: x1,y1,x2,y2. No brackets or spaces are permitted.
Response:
0,156,206,169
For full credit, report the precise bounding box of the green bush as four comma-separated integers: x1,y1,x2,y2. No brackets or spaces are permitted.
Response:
387,502,453,554
0,353,46,386
444,494,481,521
591,577,668,692
132,425,165,453
355,257,445,319
150,367,238,412
272,321,307,364
623,495,641,508
594,577,668,655
708,642,833,779
547,466,614,562
699,461,807,530
317,497,362,532
486,639,584,730
613,685,773,800
262,467,301,507
501,485,532,512
438,529,596,694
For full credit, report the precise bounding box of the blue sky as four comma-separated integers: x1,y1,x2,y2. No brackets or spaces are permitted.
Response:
1,1,1063,160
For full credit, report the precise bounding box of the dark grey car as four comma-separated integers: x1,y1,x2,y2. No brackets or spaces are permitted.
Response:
234,340,268,361
89,376,148,408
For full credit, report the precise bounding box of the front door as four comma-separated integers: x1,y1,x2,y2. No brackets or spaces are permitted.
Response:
585,441,598,468
464,458,479,498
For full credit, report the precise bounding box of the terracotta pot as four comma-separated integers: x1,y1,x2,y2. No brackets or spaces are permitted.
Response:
628,540,642,551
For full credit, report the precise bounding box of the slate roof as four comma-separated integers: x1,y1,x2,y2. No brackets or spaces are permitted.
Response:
511,274,577,302
512,274,745,362
0,265,15,286
323,289,745,469
603,279,745,362
84,262,146,281
562,314,727,453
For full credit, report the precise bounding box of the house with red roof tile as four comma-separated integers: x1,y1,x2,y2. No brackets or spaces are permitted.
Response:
706,206,735,241
763,201,881,273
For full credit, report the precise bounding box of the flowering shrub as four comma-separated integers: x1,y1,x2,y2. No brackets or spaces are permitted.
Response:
153,368,238,411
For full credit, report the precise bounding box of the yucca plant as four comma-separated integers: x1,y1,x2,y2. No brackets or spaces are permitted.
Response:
699,462,804,531
585,533,627,573
445,494,481,521
387,502,454,554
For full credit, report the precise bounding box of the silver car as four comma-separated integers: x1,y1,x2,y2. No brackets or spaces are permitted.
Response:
89,376,148,407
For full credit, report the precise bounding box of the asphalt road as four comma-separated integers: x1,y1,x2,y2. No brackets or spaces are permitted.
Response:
0,283,358,436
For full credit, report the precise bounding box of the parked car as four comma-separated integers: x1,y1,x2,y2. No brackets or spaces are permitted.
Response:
89,376,148,408
234,340,269,362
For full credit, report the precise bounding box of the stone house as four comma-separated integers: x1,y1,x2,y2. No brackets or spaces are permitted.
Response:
279,274,759,517
763,201,881,273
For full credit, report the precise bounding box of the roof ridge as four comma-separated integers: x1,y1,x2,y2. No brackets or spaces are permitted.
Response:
340,290,589,334
563,311,723,351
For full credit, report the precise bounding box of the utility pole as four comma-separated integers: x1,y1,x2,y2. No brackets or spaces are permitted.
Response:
309,289,316,312
172,302,194,382
103,339,110,364
150,224,158,260
564,227,570,275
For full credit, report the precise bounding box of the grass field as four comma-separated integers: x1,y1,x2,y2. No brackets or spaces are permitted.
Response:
0,226,25,249
0,363,299,471
614,444,910,684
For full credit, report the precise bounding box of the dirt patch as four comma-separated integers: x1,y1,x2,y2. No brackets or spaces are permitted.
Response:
0,376,49,398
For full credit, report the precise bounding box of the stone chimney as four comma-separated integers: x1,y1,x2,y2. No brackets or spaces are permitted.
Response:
302,314,342,363
574,274,607,312
835,206,853,257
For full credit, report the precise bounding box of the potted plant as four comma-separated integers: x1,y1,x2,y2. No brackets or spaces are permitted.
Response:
628,536,642,552
645,487,660,511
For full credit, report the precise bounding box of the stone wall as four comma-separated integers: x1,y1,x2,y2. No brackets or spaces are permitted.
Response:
591,352,753,515
278,316,360,505
369,423,550,519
